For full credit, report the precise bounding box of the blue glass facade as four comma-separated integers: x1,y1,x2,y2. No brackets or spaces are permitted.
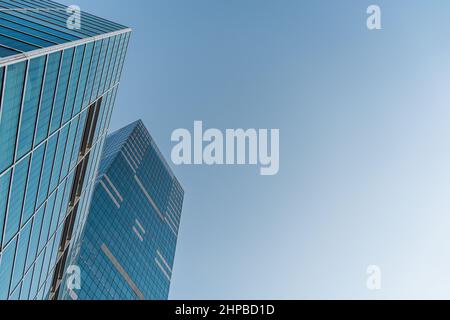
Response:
60,121,184,300
0,0,131,300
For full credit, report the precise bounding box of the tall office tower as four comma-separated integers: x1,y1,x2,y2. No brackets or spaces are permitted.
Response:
0,0,131,300
59,120,184,300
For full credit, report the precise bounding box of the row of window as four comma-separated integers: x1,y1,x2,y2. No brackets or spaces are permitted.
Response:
0,0,128,56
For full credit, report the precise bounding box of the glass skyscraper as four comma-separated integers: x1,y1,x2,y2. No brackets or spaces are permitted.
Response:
59,120,184,300
0,0,131,300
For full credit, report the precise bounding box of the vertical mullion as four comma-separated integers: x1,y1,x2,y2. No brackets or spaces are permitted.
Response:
0,66,7,177
0,67,7,133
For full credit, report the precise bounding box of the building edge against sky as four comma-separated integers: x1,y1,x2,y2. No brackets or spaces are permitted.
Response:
0,0,131,300
59,120,185,300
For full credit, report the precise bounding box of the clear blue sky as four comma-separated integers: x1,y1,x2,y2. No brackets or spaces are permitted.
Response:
61,0,450,299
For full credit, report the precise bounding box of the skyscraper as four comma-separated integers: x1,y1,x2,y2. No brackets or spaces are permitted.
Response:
59,120,184,300
0,0,131,300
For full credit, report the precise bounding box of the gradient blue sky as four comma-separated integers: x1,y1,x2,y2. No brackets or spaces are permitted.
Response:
61,0,450,299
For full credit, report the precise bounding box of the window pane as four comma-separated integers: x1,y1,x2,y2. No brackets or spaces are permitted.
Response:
16,56,46,159
25,206,44,271
0,170,11,244
0,237,17,299
0,34,39,52
99,36,116,94
35,52,62,145
60,117,79,182
11,219,32,289
91,38,110,103
22,143,45,224
70,111,87,170
8,284,20,300
38,193,56,254
49,184,65,238
36,134,58,207
114,33,130,84
28,251,44,300
19,265,33,300
3,155,30,244
39,237,55,289
59,177,72,224
49,125,69,193
83,40,103,108
49,225,63,273
108,34,125,89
